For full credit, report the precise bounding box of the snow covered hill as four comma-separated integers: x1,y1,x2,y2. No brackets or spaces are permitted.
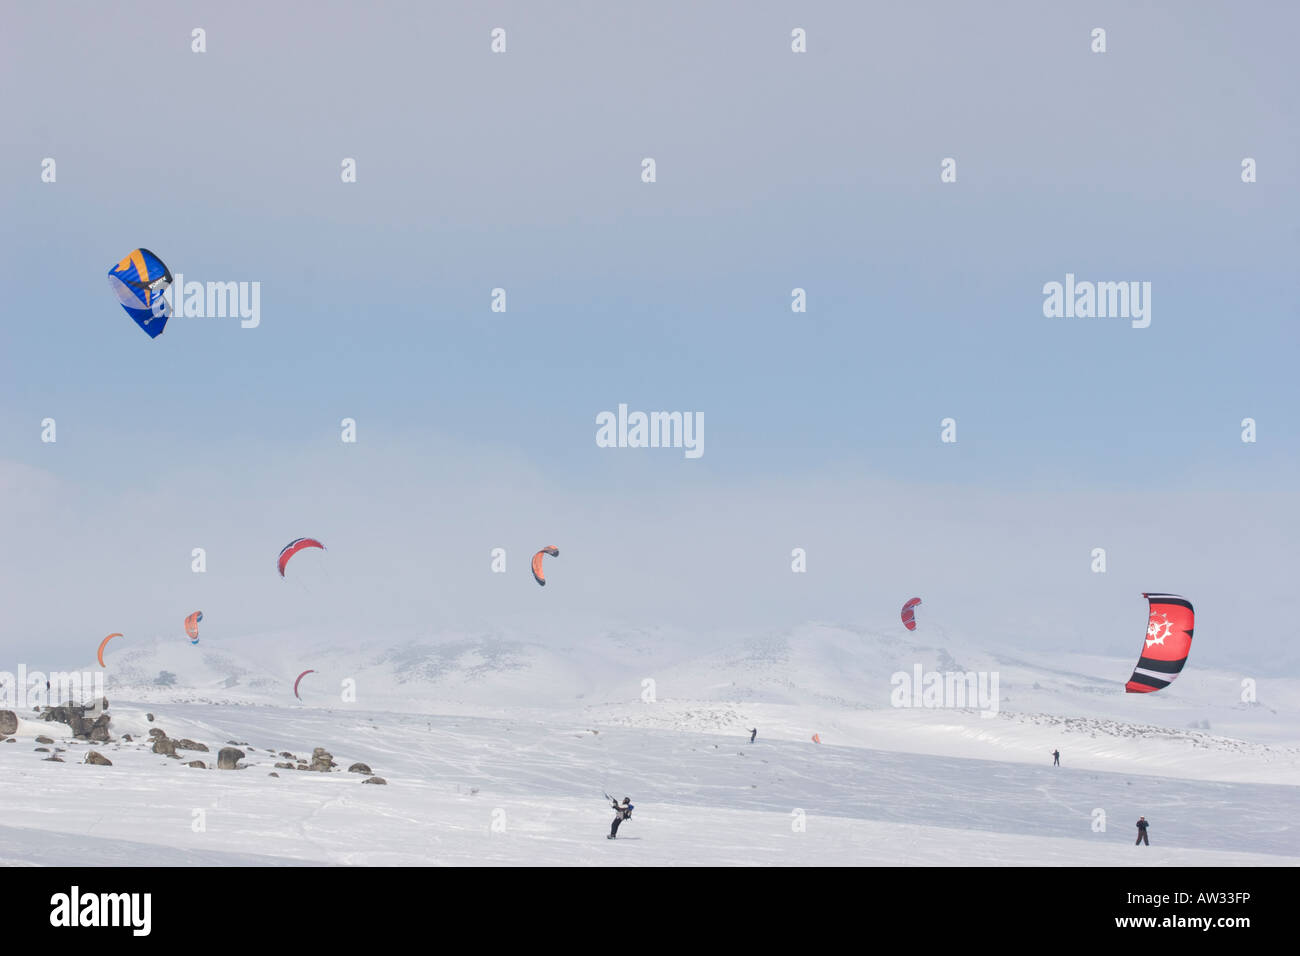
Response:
3,622,1296,865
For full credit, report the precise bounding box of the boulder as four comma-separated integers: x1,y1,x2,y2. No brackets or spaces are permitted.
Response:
44,755,64,762
173,739,209,752
362,776,387,785
34,747,49,753
41,703,101,739
152,737,176,756
84,751,112,766
36,735,54,745
217,747,245,770
347,762,373,775
0,710,17,735
187,760,206,769
279,751,294,759
89,725,111,743
148,728,166,739
275,762,295,770
268,772,279,778
146,713,154,722
309,748,336,772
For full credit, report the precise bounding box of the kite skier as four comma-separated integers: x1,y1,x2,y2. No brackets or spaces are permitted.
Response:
605,795,633,840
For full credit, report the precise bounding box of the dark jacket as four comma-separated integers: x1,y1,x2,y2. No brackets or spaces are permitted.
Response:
1136,819,1149,831
612,801,633,820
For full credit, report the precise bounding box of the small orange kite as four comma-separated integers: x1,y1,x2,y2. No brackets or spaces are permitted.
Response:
97,633,122,668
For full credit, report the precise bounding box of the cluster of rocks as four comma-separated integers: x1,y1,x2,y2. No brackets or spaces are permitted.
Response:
3,706,388,783
262,748,385,783
273,746,338,773
344,761,386,784
146,737,239,769
147,727,211,760
37,700,113,742
345,759,385,784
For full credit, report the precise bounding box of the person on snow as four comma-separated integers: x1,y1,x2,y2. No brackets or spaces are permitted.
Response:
749,728,757,744
1135,816,1150,846
608,796,633,839
1052,749,1060,766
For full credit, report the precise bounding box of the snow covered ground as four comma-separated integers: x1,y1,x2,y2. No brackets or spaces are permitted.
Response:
3,624,1297,866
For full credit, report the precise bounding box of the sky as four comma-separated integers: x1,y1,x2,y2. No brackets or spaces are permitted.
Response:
1,2,1296,674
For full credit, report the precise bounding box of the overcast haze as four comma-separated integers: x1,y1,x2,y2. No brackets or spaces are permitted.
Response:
1,3,1296,674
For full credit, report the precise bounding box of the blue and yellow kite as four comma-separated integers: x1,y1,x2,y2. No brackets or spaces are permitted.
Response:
107,248,172,338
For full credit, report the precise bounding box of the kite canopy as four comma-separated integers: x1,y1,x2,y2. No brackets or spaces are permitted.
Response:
811,733,822,744
97,633,122,668
293,669,315,700
900,597,922,632
278,538,325,577
531,546,559,586
107,248,172,338
185,611,202,644
1125,593,1194,693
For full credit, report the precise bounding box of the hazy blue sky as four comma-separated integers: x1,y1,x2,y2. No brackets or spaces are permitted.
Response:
2,3,1296,673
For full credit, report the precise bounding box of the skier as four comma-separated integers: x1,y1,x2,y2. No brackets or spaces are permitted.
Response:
1052,749,1060,766
749,728,757,744
607,796,633,839
1135,816,1149,846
